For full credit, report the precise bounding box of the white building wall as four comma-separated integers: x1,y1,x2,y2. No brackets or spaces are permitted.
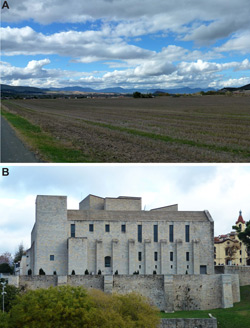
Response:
29,195,214,276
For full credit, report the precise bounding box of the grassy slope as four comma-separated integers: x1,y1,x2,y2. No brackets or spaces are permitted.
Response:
160,285,250,328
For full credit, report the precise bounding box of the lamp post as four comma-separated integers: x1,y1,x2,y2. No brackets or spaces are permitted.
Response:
1,281,7,313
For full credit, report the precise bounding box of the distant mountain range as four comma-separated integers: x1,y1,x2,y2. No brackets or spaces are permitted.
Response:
44,86,216,94
1,83,250,97
220,84,250,92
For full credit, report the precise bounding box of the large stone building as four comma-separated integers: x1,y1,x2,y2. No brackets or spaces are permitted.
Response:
24,194,214,276
214,211,250,266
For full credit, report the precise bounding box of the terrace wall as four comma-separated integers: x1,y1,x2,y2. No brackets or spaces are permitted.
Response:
215,265,250,286
7,274,238,312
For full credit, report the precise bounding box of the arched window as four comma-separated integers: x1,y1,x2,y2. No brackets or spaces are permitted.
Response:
105,256,111,268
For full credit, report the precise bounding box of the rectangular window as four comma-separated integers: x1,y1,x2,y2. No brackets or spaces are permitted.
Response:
154,252,158,261
89,224,94,232
240,250,242,255
169,225,174,242
186,252,189,261
170,252,173,261
50,255,54,261
200,265,207,274
153,225,158,242
121,224,126,233
138,225,142,243
105,224,110,232
138,252,142,261
71,224,75,237
185,225,190,242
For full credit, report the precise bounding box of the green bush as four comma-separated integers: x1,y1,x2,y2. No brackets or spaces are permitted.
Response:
0,312,9,328
0,283,20,313
6,286,159,328
0,263,13,274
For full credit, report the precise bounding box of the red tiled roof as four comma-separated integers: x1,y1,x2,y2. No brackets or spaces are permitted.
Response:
236,210,245,224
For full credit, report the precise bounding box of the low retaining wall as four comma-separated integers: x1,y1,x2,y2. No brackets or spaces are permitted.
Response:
7,274,239,312
215,265,250,286
160,318,217,328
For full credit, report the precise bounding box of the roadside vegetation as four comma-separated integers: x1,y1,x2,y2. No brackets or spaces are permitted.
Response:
160,285,250,328
1,109,96,162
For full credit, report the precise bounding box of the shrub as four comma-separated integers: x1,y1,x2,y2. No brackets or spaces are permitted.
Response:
6,286,159,328
0,263,13,274
0,284,20,313
8,286,94,328
0,312,9,328
89,289,160,328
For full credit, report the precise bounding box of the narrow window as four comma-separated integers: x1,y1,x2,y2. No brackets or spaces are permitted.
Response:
105,256,111,267
89,224,94,232
50,255,54,261
121,224,126,233
170,252,173,261
185,225,190,242
200,265,207,274
186,252,189,261
105,224,110,232
154,251,158,261
154,225,158,242
138,225,142,243
240,250,242,255
240,258,242,263
169,225,174,242
71,224,75,237
138,252,142,261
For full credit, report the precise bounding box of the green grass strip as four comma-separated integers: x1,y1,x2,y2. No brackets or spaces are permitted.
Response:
160,285,250,328
1,110,95,163
83,120,250,158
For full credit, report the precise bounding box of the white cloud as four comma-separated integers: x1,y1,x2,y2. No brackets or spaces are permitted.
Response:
2,0,250,46
216,31,250,54
1,26,153,63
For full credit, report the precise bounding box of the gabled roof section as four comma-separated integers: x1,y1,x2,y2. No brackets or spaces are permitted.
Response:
236,210,245,224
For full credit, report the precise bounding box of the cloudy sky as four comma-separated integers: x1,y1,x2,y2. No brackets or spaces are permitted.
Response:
0,164,250,256
1,0,250,90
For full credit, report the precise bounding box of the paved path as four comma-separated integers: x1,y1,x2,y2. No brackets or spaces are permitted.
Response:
1,117,41,163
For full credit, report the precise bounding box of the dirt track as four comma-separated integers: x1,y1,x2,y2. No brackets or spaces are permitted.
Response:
2,96,250,162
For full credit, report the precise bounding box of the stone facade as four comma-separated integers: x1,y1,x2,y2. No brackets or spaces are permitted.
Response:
8,273,238,312
215,265,250,286
24,194,214,277
160,318,217,328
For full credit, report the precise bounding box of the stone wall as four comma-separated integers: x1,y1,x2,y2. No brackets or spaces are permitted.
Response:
215,265,250,286
68,275,104,290
160,318,217,328
19,275,57,289
10,274,238,312
113,275,165,310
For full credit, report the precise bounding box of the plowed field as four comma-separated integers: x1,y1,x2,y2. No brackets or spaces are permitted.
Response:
2,95,250,162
